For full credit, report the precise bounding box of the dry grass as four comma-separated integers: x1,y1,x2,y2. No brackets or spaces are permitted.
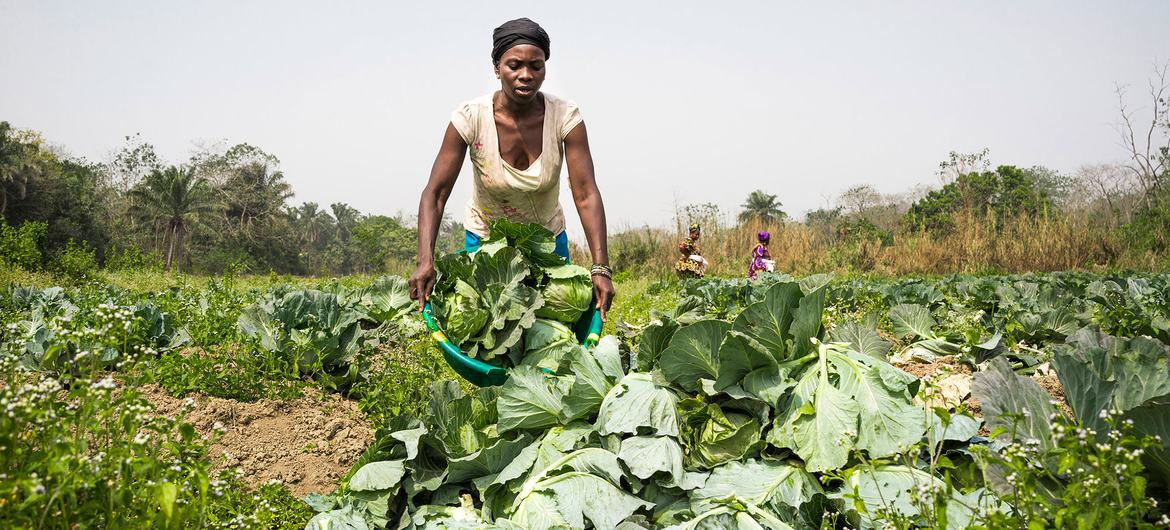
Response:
575,211,1166,278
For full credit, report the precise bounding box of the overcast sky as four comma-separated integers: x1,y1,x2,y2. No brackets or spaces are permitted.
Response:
2,1,1168,239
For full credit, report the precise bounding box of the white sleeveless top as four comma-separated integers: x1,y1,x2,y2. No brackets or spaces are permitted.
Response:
450,92,583,237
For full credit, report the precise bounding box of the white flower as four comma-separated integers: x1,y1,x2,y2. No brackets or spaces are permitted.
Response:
90,377,117,390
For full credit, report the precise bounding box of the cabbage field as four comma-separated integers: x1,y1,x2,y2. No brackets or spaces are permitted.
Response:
3,224,1170,529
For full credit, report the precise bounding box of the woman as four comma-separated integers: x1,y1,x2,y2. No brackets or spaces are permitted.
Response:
748,231,772,280
409,18,615,320
675,224,706,279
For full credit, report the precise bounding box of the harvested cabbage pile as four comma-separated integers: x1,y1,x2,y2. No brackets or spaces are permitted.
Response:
306,241,1008,529
429,220,593,365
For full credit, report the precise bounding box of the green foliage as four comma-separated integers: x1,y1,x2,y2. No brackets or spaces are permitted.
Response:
104,245,165,272
973,357,1166,529
353,336,455,426
0,357,313,529
1120,189,1170,253
144,345,305,402
0,218,46,269
429,221,575,362
350,214,418,271
1086,277,1170,344
519,318,581,371
53,239,100,279
3,287,190,384
739,189,788,224
236,289,368,391
835,217,893,246
310,257,957,529
206,481,318,530
904,165,1051,233
535,264,593,324
152,276,250,347
7,252,1170,528
0,362,212,528
129,165,215,271
803,206,844,241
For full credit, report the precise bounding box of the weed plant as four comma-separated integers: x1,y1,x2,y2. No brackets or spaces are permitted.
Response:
141,345,306,402
353,333,457,426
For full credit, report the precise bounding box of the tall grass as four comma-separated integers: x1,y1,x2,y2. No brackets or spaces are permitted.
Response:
576,210,1167,279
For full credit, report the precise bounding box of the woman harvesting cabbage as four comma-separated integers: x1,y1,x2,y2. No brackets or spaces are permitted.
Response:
409,17,615,321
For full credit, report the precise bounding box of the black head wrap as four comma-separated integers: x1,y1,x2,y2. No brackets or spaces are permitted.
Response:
492,18,550,64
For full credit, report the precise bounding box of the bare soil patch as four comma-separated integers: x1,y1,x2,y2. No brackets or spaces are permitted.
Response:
896,357,1072,419
897,357,973,380
139,384,373,497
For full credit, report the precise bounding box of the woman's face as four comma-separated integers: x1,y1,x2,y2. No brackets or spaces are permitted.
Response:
690,230,701,241
495,44,546,104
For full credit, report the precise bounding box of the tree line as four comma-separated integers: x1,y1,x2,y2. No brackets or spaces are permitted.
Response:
731,67,1169,258
0,128,460,275
4,67,1167,277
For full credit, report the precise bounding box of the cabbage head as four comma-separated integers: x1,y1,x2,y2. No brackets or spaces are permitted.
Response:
519,318,581,371
536,264,593,324
435,279,489,345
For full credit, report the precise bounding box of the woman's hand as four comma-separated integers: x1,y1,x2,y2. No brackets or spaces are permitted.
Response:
592,274,615,322
409,261,437,312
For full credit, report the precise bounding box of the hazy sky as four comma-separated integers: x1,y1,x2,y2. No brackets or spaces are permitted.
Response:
2,1,1168,239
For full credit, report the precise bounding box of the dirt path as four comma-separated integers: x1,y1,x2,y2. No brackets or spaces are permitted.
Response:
139,384,373,497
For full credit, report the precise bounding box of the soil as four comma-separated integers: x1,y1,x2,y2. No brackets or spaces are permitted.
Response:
138,384,374,497
897,357,973,380
896,357,1073,419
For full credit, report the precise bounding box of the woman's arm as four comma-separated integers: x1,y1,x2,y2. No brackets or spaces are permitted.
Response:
563,121,615,320
410,123,468,310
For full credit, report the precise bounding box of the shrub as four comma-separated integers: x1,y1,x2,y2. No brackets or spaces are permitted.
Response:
105,246,165,272
53,240,100,279
904,165,1051,233
0,219,47,270
1119,192,1170,253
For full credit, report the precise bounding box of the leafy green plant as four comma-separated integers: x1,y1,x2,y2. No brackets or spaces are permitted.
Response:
236,288,367,391
143,345,304,402
0,360,213,528
1087,278,1170,344
307,233,959,530
0,219,46,270
53,239,99,279
353,335,456,426
104,245,164,272
904,165,1051,234
4,292,189,383
152,276,250,347
973,352,1169,528
535,264,592,324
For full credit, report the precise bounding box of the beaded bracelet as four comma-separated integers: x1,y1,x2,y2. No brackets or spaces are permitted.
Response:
590,264,613,278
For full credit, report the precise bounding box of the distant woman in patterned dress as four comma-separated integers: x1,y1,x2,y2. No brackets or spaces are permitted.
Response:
675,224,707,278
747,231,772,280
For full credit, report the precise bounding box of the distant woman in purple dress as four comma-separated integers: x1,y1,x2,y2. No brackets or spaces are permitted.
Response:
748,231,772,280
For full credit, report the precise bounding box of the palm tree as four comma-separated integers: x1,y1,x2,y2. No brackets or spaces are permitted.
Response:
739,189,788,224
130,166,213,271
330,202,360,242
223,162,293,227
0,121,39,215
291,202,331,246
